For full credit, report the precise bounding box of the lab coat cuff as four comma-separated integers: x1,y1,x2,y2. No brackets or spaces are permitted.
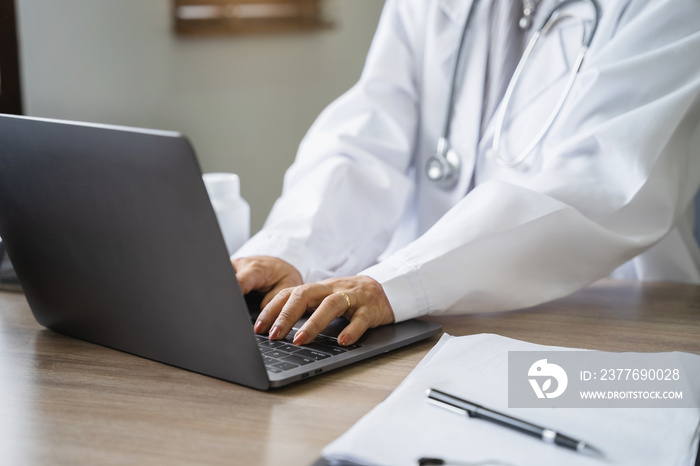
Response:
231,231,313,282
360,256,429,323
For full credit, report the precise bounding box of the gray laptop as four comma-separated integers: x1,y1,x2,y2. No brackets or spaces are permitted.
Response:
0,113,441,390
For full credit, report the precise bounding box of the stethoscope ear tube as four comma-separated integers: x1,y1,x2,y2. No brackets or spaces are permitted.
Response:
489,36,586,168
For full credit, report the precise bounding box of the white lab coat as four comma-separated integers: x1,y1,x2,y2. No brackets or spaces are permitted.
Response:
235,0,700,322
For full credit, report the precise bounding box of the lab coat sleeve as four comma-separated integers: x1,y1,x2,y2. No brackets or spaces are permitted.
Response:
233,0,424,282
361,0,700,322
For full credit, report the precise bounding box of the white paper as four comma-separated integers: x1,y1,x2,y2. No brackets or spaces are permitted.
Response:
323,333,700,466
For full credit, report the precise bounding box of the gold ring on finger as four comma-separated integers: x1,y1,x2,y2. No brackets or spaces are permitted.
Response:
338,292,351,312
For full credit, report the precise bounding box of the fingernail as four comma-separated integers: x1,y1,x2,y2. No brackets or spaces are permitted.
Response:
254,320,263,333
269,325,281,340
293,331,307,346
338,334,350,346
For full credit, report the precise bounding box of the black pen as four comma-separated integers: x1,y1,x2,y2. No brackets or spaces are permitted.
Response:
426,389,604,458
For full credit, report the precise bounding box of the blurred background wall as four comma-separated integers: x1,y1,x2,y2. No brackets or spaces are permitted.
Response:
15,0,384,232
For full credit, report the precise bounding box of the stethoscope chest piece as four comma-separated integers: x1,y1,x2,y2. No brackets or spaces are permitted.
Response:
426,137,461,189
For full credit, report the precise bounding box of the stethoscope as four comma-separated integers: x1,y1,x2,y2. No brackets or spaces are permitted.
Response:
425,0,601,189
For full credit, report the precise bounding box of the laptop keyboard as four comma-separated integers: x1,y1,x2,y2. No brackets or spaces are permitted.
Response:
256,332,362,373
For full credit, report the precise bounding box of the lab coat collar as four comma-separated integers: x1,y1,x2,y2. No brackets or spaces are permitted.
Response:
438,0,477,26
436,0,480,68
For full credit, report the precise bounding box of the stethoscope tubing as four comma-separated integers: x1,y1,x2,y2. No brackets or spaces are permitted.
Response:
428,0,601,185
490,0,600,167
442,0,482,141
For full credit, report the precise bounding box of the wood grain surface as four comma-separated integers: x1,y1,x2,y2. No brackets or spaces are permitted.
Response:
0,279,698,465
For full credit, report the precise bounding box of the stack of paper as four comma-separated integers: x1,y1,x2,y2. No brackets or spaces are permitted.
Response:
323,334,700,466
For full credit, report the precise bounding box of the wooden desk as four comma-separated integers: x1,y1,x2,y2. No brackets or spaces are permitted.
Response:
1,280,699,465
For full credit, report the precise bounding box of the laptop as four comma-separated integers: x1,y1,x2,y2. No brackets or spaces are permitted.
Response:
0,113,442,390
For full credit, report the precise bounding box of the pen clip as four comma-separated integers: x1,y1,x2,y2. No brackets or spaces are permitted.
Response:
426,396,475,417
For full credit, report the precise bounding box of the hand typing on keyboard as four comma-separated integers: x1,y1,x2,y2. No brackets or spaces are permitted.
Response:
233,256,395,347
257,333,362,373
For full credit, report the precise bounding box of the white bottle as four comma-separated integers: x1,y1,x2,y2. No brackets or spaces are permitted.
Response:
202,173,250,256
